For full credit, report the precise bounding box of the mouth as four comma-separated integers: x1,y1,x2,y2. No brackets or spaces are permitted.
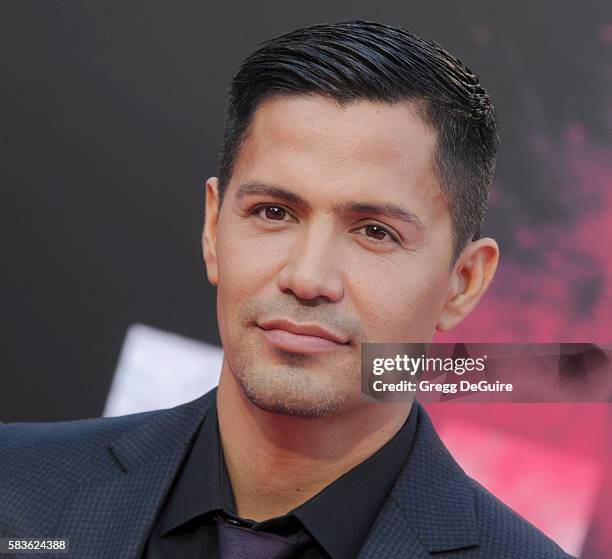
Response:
256,318,350,354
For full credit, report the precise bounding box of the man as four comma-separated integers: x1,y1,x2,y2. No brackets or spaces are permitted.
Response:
1,20,573,559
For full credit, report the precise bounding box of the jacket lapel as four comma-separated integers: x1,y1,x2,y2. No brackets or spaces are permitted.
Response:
357,401,480,558
357,496,430,558
55,390,216,559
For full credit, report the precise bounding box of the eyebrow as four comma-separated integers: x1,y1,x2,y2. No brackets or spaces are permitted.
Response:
335,201,426,231
236,182,307,206
235,182,426,231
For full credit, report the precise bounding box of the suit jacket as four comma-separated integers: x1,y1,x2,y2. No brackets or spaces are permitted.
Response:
1,388,574,558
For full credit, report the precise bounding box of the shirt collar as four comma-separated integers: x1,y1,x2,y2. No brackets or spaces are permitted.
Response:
160,396,419,559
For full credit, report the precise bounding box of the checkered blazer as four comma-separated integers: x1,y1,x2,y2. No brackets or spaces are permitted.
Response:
1,388,575,558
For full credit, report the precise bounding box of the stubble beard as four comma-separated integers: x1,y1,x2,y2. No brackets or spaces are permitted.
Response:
230,344,354,418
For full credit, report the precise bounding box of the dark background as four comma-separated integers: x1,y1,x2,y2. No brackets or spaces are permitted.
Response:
3,1,611,422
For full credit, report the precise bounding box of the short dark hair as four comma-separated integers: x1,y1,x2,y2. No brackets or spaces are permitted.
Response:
218,20,499,266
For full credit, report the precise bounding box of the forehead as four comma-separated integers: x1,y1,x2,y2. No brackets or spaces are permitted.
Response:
230,94,448,217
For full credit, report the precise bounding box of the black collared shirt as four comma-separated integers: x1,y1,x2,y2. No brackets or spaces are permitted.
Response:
142,396,418,559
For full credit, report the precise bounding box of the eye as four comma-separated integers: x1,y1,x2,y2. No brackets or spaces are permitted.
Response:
354,223,399,244
250,204,292,221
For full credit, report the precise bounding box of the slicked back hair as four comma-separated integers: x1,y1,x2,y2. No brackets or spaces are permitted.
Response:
217,20,499,267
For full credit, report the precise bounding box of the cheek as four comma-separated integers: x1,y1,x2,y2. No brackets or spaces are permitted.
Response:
215,219,291,303
347,258,448,338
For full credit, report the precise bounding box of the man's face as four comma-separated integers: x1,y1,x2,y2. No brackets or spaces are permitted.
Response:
204,94,455,417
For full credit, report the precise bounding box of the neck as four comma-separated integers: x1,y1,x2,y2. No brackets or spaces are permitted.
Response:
216,364,411,521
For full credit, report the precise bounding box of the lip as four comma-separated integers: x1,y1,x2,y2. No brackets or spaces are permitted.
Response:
257,318,350,354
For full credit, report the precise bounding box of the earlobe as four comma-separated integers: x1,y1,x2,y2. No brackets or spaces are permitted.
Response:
202,177,220,286
436,238,499,332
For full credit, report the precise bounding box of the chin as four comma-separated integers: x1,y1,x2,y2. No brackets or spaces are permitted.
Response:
236,372,346,418
248,394,341,418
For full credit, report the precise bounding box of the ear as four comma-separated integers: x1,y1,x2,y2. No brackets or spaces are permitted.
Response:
202,177,220,286
436,237,499,331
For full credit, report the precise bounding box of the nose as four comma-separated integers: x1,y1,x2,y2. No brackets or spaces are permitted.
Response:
276,220,344,303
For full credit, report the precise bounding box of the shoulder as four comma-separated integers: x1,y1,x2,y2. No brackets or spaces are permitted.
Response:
407,403,575,558
0,410,159,536
0,409,161,493
467,476,575,558
0,389,213,480
0,390,216,536
1,409,160,463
